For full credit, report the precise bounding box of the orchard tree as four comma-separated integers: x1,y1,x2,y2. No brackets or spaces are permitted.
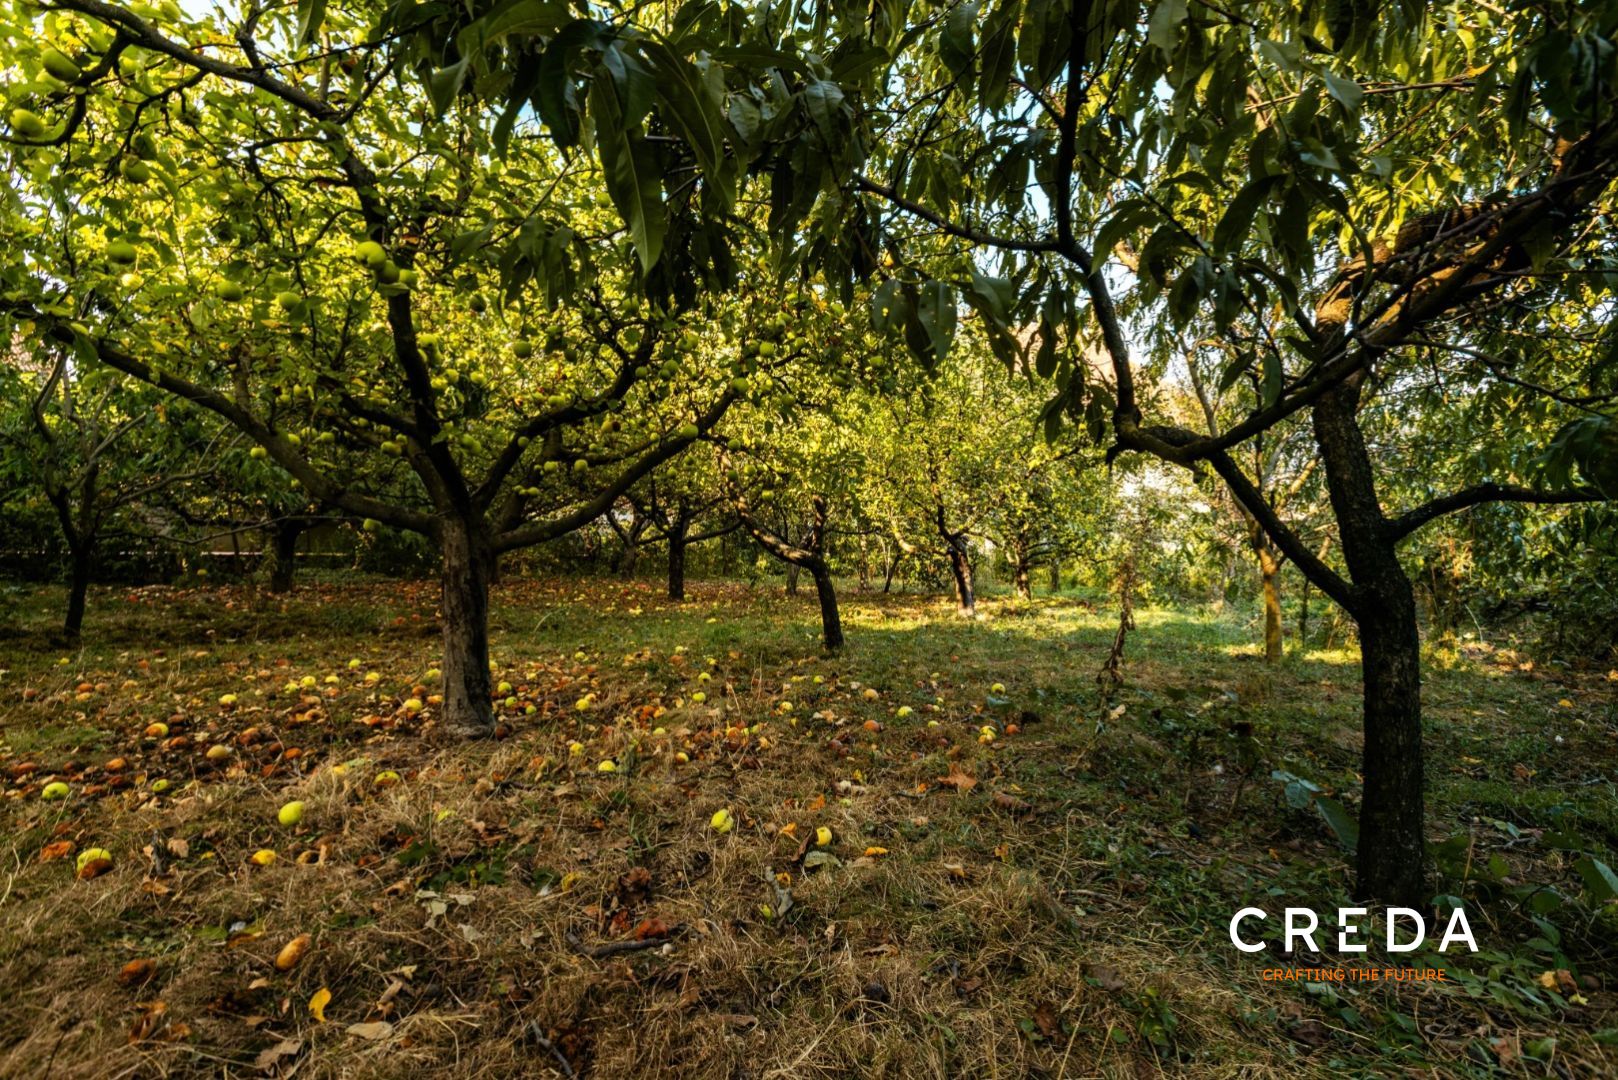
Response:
860,338,1095,610
0,346,222,640
737,1,1618,904
1182,344,1325,660
0,2,764,736
623,450,740,601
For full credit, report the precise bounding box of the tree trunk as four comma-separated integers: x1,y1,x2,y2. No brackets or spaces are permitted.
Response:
1011,536,1032,600
266,520,302,593
1356,599,1426,903
786,563,800,596
438,515,496,738
1313,382,1426,905
1298,576,1311,647
946,538,975,616
1048,559,1061,594
667,511,690,601
64,542,92,643
811,565,844,651
1256,540,1282,662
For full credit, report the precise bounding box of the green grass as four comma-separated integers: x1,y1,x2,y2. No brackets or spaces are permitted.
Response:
1,576,1615,1077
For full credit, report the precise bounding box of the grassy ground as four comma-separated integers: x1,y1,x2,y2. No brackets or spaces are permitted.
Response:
1,576,1615,1078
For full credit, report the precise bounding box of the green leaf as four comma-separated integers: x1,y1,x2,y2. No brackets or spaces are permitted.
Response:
1321,71,1364,114
1213,176,1278,255
979,0,1022,113
1092,198,1157,262
915,280,958,363
427,56,471,114
590,77,666,273
1034,317,1058,378
802,80,845,140
1259,348,1282,408
1216,350,1253,394
1147,0,1188,57
939,1,979,76
479,0,568,42
1576,857,1618,903
967,270,1014,325
296,0,328,48
535,20,608,148
870,279,909,332
1314,796,1359,852
642,41,730,203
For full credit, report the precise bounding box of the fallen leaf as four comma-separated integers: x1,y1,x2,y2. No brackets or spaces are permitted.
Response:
346,1021,394,1040
118,958,158,987
308,987,331,1022
254,1037,302,1071
39,840,75,862
992,792,1033,815
936,768,977,792
1033,1001,1063,1039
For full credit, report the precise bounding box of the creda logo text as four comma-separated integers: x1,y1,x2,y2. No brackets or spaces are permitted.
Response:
1228,906,1479,954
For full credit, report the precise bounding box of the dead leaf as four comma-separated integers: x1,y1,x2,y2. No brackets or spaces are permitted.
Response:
1033,1001,1063,1039
39,840,74,862
346,1021,394,1040
118,958,158,987
308,986,331,1022
254,1037,302,1072
992,792,1033,815
936,768,977,792
128,1001,168,1043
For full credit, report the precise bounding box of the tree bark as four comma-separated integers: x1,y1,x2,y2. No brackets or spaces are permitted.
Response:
1298,576,1311,647
1313,382,1426,906
266,520,302,593
786,563,800,596
945,536,975,615
667,509,690,601
64,542,92,643
935,507,975,615
438,515,496,738
811,566,844,651
1254,536,1282,662
1011,536,1033,600
737,494,842,651
1048,559,1061,594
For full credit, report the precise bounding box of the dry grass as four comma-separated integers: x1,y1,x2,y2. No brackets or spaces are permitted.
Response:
1,578,1615,1077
